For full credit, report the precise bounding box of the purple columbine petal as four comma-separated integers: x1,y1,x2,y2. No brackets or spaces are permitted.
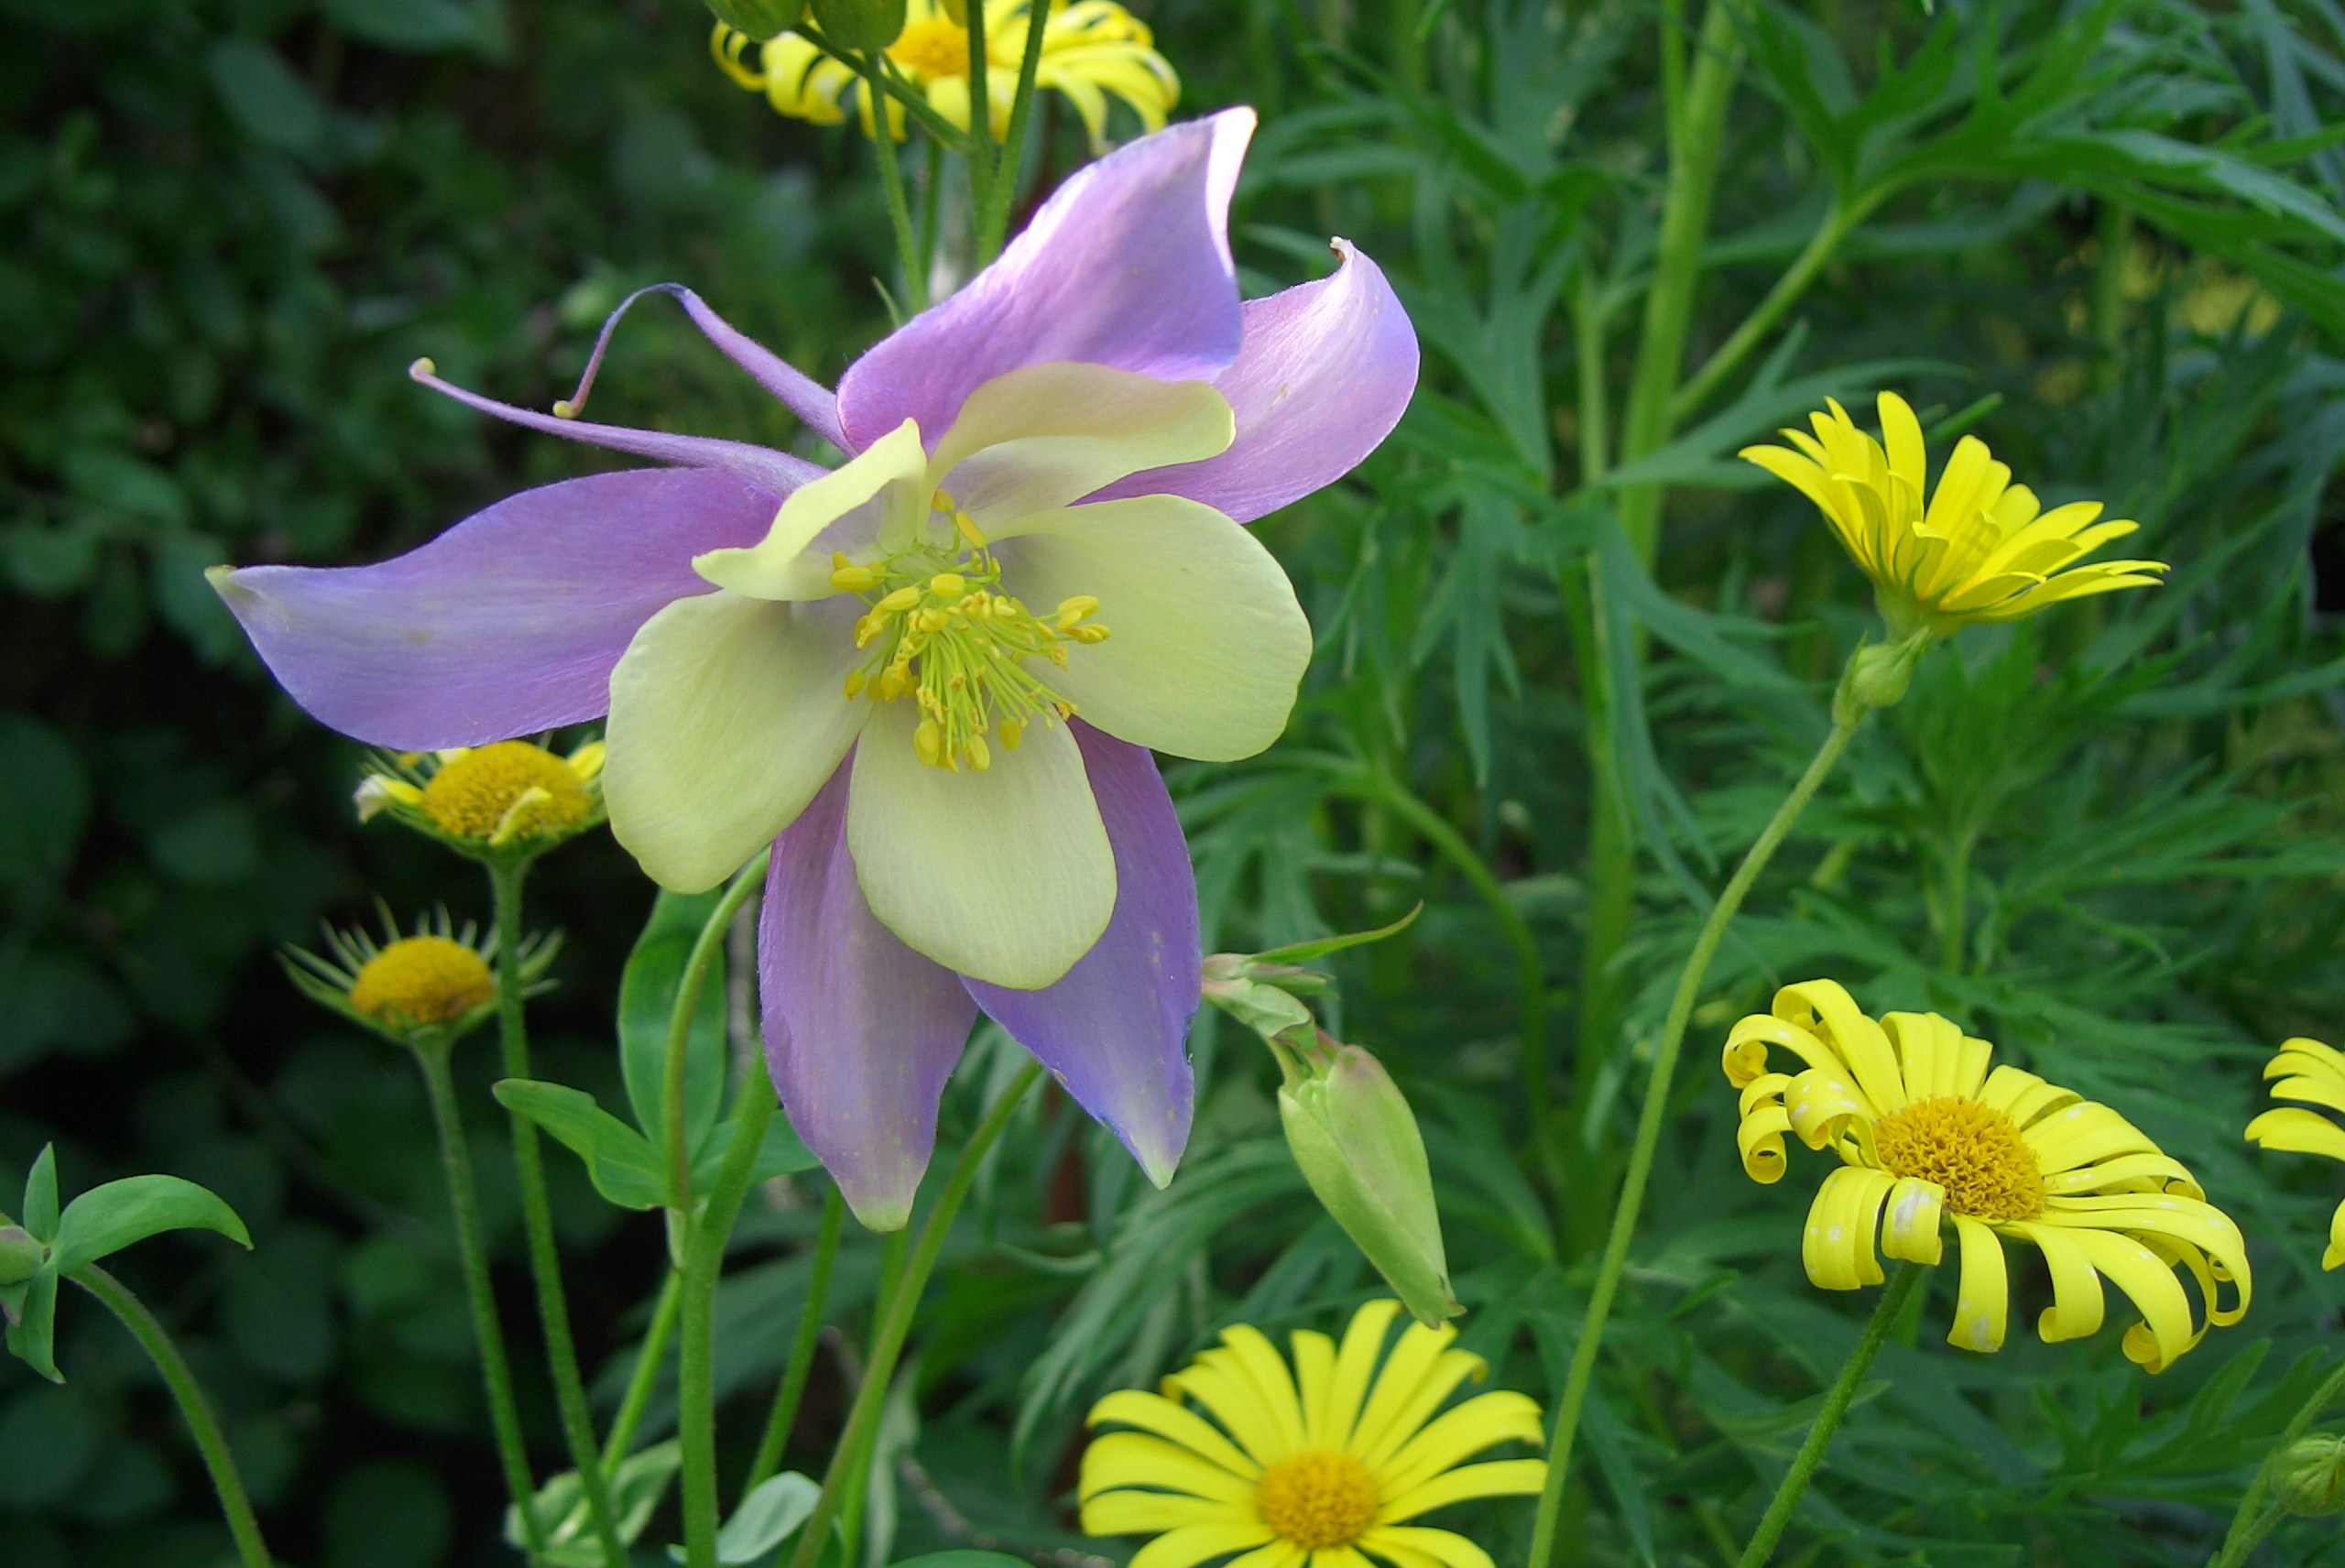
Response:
409,360,826,498
964,724,1197,1188
569,285,848,452
762,760,977,1231
1091,239,1419,524
834,109,1256,452
212,469,779,751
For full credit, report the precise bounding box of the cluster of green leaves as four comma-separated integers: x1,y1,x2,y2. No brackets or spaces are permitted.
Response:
8,0,2345,1563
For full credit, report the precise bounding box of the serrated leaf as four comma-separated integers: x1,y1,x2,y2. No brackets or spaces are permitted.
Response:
494,1080,666,1210
49,1175,250,1272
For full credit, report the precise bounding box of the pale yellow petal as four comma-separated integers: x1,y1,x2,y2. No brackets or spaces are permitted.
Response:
695,420,931,600
929,363,1234,528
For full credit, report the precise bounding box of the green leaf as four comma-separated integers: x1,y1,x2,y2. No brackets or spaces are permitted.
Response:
49,1175,250,1272
203,39,329,158
22,1145,58,1242
618,890,729,1160
714,1471,820,1563
5,1268,60,1382
493,1081,667,1210
511,1440,680,1566
320,0,485,51
691,1107,821,1193
1250,904,1423,965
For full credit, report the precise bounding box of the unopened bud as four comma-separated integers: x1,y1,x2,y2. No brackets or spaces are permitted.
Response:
2275,1434,2345,1518
707,0,807,39
0,1226,43,1287
1280,1046,1460,1326
1833,635,1926,724
808,0,905,50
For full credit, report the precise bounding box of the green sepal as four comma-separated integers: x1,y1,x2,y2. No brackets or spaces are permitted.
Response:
708,0,807,38
49,1175,251,1273
22,1145,59,1242
808,0,906,51
494,1080,668,1210
5,1267,61,1382
0,1225,42,1286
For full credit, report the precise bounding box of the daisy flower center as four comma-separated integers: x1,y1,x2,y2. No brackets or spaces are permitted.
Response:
1254,1451,1380,1551
832,493,1108,773
422,742,593,839
889,16,976,78
1873,1094,2045,1222
348,936,496,1026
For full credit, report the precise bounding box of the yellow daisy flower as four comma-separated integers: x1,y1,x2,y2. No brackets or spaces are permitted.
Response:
1740,393,2167,638
713,0,1178,149
283,908,558,1051
2244,1037,2345,1269
1725,980,2250,1371
1080,1300,1545,1568
355,738,606,856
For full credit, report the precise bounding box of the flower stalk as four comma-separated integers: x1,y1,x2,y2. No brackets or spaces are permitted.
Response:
2213,1356,2345,1568
745,1183,848,1492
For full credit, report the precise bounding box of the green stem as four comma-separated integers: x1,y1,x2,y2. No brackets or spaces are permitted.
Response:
861,53,929,314
1670,194,1871,425
746,1185,848,1493
977,0,1054,261
681,1071,782,1568
665,855,772,1214
1528,703,1862,1568
1737,1261,1924,1568
1936,830,1975,976
416,1042,549,1564
964,0,995,234
2213,1355,2345,1568
74,1265,273,1568
801,25,973,149
785,1062,1044,1568
490,859,631,1568
1574,263,1611,487
601,1269,682,1475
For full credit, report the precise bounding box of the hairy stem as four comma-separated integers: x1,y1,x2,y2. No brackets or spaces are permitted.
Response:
75,1266,273,1568
978,0,1054,261
491,858,630,1568
601,1269,682,1475
416,1042,548,1564
664,856,772,1214
681,1071,782,1568
1739,1262,1923,1565
1529,704,1861,1568
785,1063,1044,1568
746,1185,848,1492
1671,194,1872,424
2213,1354,2345,1568
861,53,929,314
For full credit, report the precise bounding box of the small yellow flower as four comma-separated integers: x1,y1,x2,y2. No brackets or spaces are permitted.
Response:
1740,394,2167,638
283,909,557,1051
1081,1300,1544,1568
356,739,605,855
713,0,1178,149
1726,980,2250,1371
2244,1037,2345,1269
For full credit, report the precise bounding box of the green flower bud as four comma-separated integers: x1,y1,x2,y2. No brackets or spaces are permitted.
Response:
1279,1045,1460,1326
1832,632,1928,724
2275,1434,2345,1518
707,0,808,38
0,1226,42,1287
808,0,906,51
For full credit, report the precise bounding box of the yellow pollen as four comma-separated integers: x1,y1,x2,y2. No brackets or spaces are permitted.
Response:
348,936,495,1027
420,742,592,841
1873,1095,2045,1222
1254,1452,1380,1551
888,16,974,79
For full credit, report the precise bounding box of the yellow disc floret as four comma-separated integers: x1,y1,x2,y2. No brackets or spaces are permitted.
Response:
1254,1452,1380,1551
888,16,970,77
421,742,593,840
1872,1094,2045,1222
831,498,1107,772
348,936,495,1027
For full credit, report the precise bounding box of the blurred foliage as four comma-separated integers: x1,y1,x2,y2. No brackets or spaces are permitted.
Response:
6,0,2345,1563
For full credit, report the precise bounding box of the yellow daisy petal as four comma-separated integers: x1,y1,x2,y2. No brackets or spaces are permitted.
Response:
1376,1459,1547,1523
1374,1392,1544,1498
1086,1389,1263,1479
1322,1301,1402,1454
1211,1327,1311,1457
1347,1322,1462,1465
1360,1527,1492,1568
1080,1432,1259,1504
1129,1523,1278,1568
1083,1492,1246,1534
1947,1214,2010,1354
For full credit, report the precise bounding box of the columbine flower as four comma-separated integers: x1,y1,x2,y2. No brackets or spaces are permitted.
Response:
713,0,1178,148
2244,1037,2345,1269
1725,979,2250,1370
1081,1300,1544,1568
1740,394,2167,639
209,113,1419,1228
284,909,557,1051
355,739,606,856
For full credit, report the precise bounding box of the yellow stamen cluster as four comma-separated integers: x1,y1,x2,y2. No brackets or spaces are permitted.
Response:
1253,1452,1381,1551
421,742,594,841
1872,1094,2045,1222
347,935,496,1027
832,492,1107,771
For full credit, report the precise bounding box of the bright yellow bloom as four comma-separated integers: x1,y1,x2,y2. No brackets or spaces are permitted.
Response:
356,739,605,853
712,0,1178,148
284,909,556,1051
1740,394,2166,638
348,935,496,1027
1081,1300,1544,1568
2244,1037,2345,1269
1725,980,2250,1371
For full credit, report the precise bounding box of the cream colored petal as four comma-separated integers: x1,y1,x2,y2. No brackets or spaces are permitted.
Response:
604,593,866,892
846,703,1112,988
929,363,1234,529
1947,1215,2009,1354
694,420,931,601
994,495,1311,760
